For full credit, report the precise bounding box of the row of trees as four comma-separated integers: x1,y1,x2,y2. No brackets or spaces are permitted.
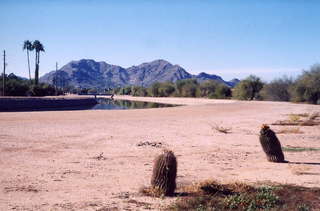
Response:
22,40,45,85
113,64,320,104
233,64,320,104
114,79,232,99
0,73,62,96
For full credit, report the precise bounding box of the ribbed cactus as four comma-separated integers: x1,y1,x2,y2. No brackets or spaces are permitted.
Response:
259,124,285,162
151,149,177,196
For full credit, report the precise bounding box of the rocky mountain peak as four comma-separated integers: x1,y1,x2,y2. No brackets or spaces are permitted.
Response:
40,59,239,89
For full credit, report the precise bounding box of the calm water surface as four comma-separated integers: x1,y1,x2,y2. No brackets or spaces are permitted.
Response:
92,98,178,110
2,98,178,112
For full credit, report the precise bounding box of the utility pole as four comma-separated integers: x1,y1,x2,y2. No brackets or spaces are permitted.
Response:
2,50,6,96
55,62,58,95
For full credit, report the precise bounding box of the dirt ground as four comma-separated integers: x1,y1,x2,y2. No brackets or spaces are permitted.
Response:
0,96,319,210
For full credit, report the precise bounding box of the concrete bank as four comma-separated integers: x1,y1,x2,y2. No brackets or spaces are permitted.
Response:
0,97,97,111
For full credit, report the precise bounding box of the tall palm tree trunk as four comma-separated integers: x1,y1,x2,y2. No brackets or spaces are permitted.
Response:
27,50,31,82
35,52,39,85
32,40,45,85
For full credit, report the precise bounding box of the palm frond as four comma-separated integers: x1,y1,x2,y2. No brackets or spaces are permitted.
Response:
33,40,45,52
23,40,33,50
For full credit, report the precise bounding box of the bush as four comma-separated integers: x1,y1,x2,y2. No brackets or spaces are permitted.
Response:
119,86,132,95
30,84,56,96
158,82,176,97
214,84,232,99
131,86,148,96
175,79,199,97
233,75,264,100
199,80,218,97
199,80,231,99
0,74,30,96
5,79,30,96
149,82,161,97
260,77,293,101
291,65,320,104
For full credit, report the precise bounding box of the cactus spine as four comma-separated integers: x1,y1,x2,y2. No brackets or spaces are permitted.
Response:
151,150,177,196
259,124,285,162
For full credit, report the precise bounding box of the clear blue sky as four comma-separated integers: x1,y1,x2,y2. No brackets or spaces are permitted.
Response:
1,0,319,81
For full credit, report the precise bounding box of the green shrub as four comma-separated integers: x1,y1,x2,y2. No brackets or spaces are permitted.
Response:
158,82,176,97
0,73,30,96
214,84,232,99
260,77,293,101
119,86,132,95
149,82,161,97
233,75,264,100
5,79,30,96
291,65,320,104
30,84,56,96
176,79,199,97
131,86,148,96
199,80,217,97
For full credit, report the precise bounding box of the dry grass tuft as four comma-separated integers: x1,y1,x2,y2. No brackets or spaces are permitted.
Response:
272,112,320,127
309,112,320,120
276,127,303,134
282,146,320,152
288,113,309,118
288,114,301,122
210,123,232,134
271,119,320,126
91,152,107,160
139,186,166,198
167,180,320,211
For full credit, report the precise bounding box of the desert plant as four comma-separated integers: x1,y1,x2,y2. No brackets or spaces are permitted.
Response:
260,77,293,101
158,82,176,97
309,112,320,120
233,75,264,100
4,74,30,96
276,127,303,134
131,86,148,96
211,123,232,134
214,83,232,99
175,79,199,97
291,64,320,104
30,83,55,96
282,147,320,152
151,149,177,196
149,82,161,97
199,80,218,97
259,125,285,162
288,114,301,122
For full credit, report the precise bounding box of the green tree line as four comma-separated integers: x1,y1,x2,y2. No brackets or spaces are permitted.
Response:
232,64,320,104
114,64,320,104
0,73,63,96
113,79,232,99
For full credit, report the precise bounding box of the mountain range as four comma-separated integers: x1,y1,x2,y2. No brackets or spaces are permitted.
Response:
40,59,239,89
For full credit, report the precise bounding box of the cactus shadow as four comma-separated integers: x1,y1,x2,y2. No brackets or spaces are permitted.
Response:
288,161,320,166
174,192,192,197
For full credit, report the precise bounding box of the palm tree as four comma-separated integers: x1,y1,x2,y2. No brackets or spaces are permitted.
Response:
33,40,45,85
23,40,33,82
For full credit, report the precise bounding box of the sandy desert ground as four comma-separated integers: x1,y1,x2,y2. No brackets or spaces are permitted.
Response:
0,96,319,210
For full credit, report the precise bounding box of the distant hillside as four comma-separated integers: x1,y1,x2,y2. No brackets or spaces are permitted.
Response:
40,59,239,89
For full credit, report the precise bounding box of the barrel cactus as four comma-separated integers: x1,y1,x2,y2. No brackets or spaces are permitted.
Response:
151,149,177,196
259,124,285,162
